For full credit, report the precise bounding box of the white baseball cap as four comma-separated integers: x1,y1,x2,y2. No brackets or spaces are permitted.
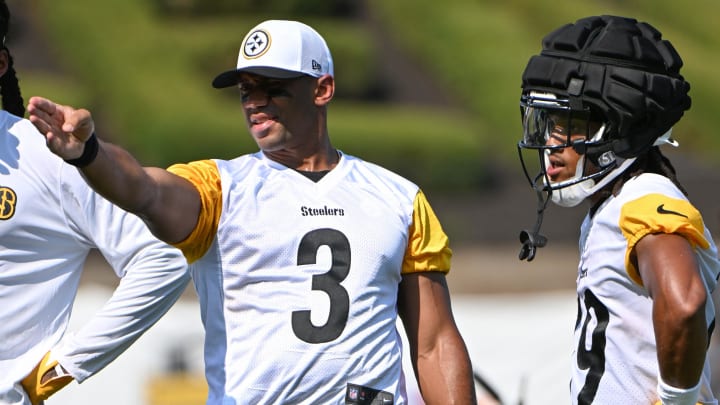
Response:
212,20,334,88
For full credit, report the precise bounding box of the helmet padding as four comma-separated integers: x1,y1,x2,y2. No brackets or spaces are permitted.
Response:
521,15,691,158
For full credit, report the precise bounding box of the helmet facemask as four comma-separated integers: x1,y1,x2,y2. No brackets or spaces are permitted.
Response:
518,92,635,208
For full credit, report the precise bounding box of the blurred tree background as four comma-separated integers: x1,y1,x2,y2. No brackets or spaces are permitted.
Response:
9,0,720,243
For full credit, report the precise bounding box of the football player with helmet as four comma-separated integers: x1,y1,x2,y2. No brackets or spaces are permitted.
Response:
517,15,720,405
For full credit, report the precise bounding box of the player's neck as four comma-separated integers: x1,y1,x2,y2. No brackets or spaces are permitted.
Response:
266,143,339,172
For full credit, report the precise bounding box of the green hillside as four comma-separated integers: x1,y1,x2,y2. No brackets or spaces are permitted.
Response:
17,0,720,192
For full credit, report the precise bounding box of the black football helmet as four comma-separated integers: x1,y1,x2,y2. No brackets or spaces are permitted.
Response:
516,15,691,261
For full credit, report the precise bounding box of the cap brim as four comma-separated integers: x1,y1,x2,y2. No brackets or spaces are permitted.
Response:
212,67,308,89
212,70,241,89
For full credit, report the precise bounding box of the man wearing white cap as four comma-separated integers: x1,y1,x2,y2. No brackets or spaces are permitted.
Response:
27,19,478,404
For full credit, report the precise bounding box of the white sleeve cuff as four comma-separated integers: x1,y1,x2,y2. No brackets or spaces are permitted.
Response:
657,377,701,405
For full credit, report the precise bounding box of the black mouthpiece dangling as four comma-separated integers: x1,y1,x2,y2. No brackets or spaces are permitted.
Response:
518,181,550,261
518,228,547,261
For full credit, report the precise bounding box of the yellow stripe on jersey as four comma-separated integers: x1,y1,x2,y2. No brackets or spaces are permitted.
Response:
167,160,223,263
620,193,709,285
165,163,451,273
402,190,452,275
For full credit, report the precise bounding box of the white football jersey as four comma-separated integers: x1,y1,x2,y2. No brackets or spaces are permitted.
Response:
0,111,189,404
571,173,720,404
169,151,452,404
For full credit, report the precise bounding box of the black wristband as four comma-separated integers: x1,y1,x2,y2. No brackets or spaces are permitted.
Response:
64,133,99,167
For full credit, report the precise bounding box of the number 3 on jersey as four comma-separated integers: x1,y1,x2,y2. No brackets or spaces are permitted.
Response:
292,228,351,344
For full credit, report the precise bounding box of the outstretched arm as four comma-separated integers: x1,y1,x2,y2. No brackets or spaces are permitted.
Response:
27,96,201,244
398,272,477,404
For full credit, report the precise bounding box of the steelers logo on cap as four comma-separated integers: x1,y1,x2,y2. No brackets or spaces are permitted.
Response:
243,29,271,59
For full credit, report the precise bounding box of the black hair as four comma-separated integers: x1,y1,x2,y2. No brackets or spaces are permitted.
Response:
0,0,25,117
600,147,688,202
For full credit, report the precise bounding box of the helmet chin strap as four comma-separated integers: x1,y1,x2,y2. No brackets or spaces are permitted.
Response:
553,156,637,207
518,173,550,261
518,156,637,262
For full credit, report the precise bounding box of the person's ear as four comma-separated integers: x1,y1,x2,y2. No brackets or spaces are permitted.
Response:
0,49,8,77
314,74,334,106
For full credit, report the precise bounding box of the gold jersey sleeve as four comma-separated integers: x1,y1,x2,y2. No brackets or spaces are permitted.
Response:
401,189,452,275
620,193,709,285
167,160,223,263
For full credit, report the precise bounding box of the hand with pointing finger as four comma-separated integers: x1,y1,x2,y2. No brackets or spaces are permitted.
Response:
27,96,96,162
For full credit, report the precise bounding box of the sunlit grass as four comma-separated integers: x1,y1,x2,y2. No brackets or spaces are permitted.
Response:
26,0,720,188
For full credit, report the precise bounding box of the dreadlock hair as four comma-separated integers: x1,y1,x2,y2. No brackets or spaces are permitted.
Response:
598,146,688,202
0,0,25,117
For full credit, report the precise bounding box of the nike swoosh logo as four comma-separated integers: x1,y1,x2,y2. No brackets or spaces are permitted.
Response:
657,204,688,218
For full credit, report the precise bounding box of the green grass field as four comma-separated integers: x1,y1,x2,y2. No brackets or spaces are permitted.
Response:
20,0,720,192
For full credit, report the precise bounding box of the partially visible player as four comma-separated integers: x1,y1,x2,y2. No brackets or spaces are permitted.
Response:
516,15,720,404
0,2,190,404
27,19,477,404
